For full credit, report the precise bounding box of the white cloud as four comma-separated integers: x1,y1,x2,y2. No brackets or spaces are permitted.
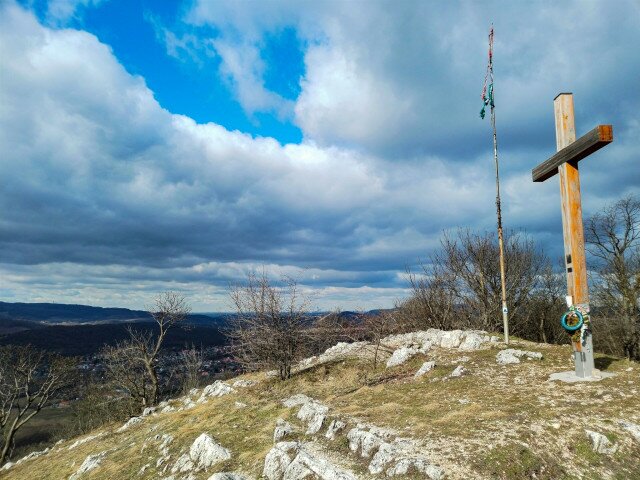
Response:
1,1,638,310
45,0,105,24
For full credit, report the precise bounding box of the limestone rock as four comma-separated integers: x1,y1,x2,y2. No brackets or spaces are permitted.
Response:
264,442,356,480
449,365,466,377
142,406,157,416
386,346,420,368
208,473,249,480
325,419,346,440
387,457,444,479
190,433,232,469
1,462,14,471
274,419,297,442
297,400,329,434
439,330,465,349
171,453,194,473
117,416,143,432
69,451,107,480
414,361,436,378
263,442,300,480
67,433,105,450
232,379,257,388
458,332,485,351
285,449,357,480
347,426,389,458
585,430,618,454
496,349,543,365
199,381,235,402
619,420,640,443
368,442,398,474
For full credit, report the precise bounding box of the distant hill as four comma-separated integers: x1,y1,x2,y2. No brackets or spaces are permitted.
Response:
0,301,229,327
0,321,227,356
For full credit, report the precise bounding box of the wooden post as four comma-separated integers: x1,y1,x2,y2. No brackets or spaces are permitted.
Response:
554,93,594,377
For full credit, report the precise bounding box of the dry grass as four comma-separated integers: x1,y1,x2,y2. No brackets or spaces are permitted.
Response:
5,339,640,480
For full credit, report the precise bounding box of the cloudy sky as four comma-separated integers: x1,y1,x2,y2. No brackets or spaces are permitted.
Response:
1,0,638,311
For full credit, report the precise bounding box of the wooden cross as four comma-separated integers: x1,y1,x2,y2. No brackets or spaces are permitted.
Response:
532,93,613,378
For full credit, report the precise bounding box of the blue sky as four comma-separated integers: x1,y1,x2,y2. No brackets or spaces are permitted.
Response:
1,0,639,311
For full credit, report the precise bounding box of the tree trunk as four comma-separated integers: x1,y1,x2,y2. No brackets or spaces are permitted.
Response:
1,415,20,465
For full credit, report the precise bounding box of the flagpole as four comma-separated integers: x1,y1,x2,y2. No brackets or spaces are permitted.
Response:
482,25,509,344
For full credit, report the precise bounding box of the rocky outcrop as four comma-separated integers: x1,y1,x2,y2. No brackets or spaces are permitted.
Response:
172,433,231,473
117,416,143,432
282,394,313,408
496,349,543,365
69,451,107,480
208,473,249,480
325,419,346,440
386,346,423,368
199,381,235,402
263,442,357,480
274,419,297,442
67,433,106,450
414,361,436,378
619,420,640,443
297,400,329,434
585,430,618,454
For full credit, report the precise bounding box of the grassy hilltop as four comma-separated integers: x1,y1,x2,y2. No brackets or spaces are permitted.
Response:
3,332,639,480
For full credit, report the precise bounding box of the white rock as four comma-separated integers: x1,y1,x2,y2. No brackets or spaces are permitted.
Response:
190,433,232,470
142,406,157,416
325,419,346,440
67,433,105,450
285,448,357,480
619,420,640,442
69,451,107,480
263,442,300,480
1,462,14,471
449,365,466,377
282,394,313,408
369,442,398,474
439,330,464,349
171,453,195,473
585,430,618,454
117,416,143,432
347,427,387,458
235,401,248,408
386,346,420,368
232,379,257,388
199,381,235,402
387,457,444,479
14,447,49,465
496,349,543,365
297,401,329,434
274,419,297,442
208,473,249,480
458,332,485,351
414,361,436,378
161,405,176,413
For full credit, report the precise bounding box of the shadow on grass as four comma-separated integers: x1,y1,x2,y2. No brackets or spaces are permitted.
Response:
594,356,617,371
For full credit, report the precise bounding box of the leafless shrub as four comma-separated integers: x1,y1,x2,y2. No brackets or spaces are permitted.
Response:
0,345,76,465
586,194,640,359
102,291,191,407
228,272,311,380
178,346,204,394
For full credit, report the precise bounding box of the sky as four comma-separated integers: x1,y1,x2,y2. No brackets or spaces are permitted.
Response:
0,0,638,312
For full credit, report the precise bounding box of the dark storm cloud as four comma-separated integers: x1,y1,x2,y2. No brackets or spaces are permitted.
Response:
0,1,638,309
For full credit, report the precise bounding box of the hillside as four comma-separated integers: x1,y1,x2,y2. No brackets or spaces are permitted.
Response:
2,329,639,480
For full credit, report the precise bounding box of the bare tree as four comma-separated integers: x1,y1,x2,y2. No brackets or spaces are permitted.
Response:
228,272,310,380
398,264,457,331
439,229,545,334
0,345,75,465
586,195,640,359
103,291,191,407
361,311,397,369
523,262,566,344
178,346,204,395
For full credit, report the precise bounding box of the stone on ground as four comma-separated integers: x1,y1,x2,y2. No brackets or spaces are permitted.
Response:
297,400,329,434
496,349,543,365
414,361,436,378
585,430,618,454
69,451,107,480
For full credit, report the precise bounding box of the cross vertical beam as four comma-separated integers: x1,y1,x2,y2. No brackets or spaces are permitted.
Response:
553,93,594,377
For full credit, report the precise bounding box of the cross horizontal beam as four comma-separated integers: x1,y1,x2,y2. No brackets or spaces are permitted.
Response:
532,125,613,182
